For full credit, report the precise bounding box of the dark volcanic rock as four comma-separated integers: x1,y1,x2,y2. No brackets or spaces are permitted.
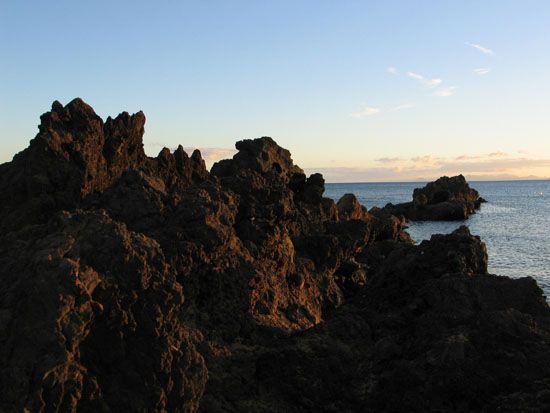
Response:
0,210,207,412
0,99,208,234
247,228,550,412
211,136,304,182
337,193,369,221
382,174,485,221
0,99,548,413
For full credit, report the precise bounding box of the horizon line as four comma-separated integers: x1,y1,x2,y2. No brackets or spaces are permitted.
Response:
324,177,550,184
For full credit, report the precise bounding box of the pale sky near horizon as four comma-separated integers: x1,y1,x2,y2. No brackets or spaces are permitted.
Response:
1,1,550,182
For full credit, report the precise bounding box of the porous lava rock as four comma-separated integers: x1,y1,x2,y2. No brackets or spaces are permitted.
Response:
249,227,550,412
382,174,486,221
0,99,548,412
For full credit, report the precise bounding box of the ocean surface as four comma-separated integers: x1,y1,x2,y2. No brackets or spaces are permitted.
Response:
325,180,550,297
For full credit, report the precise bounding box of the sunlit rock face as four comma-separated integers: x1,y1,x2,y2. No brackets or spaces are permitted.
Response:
0,99,548,412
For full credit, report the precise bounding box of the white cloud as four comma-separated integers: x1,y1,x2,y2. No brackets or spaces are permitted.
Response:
411,155,443,165
407,72,423,80
375,157,404,163
306,153,550,183
387,66,398,75
474,68,491,75
428,78,443,87
391,103,415,111
407,71,442,88
433,86,457,97
466,42,494,55
455,154,482,161
349,106,380,118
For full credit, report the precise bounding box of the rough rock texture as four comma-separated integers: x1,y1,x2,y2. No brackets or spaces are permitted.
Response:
0,99,548,412
0,211,207,412
0,98,208,233
382,175,486,221
250,227,550,412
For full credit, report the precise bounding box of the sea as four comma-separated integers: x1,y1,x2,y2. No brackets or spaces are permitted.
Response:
325,180,550,297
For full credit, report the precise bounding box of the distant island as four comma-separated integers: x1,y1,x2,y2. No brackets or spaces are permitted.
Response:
0,99,549,412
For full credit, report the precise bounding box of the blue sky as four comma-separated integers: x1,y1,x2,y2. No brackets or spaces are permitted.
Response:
1,1,550,181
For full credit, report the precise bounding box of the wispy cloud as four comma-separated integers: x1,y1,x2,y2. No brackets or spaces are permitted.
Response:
407,71,443,88
411,155,444,165
407,72,423,81
375,157,404,163
349,106,380,118
474,68,491,75
433,86,457,97
391,103,415,111
387,66,398,75
350,102,415,118
306,153,550,183
437,157,550,173
455,154,483,161
466,42,494,55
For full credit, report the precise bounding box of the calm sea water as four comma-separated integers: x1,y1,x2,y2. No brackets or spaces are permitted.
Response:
325,181,550,296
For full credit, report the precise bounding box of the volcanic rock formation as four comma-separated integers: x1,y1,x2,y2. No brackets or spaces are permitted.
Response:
0,99,548,412
381,175,486,221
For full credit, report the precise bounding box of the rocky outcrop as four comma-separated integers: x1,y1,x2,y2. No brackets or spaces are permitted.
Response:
382,175,486,221
0,99,548,412
0,210,207,412
0,98,208,233
249,227,550,412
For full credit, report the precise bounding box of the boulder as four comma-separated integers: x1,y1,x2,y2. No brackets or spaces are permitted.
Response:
382,175,485,221
337,193,369,221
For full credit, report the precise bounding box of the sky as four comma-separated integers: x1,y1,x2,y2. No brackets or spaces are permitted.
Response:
1,0,550,182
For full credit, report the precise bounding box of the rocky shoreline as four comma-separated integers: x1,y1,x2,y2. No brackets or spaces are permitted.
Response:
0,99,549,412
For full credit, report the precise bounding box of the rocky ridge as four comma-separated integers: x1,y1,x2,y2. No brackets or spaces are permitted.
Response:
0,99,548,412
